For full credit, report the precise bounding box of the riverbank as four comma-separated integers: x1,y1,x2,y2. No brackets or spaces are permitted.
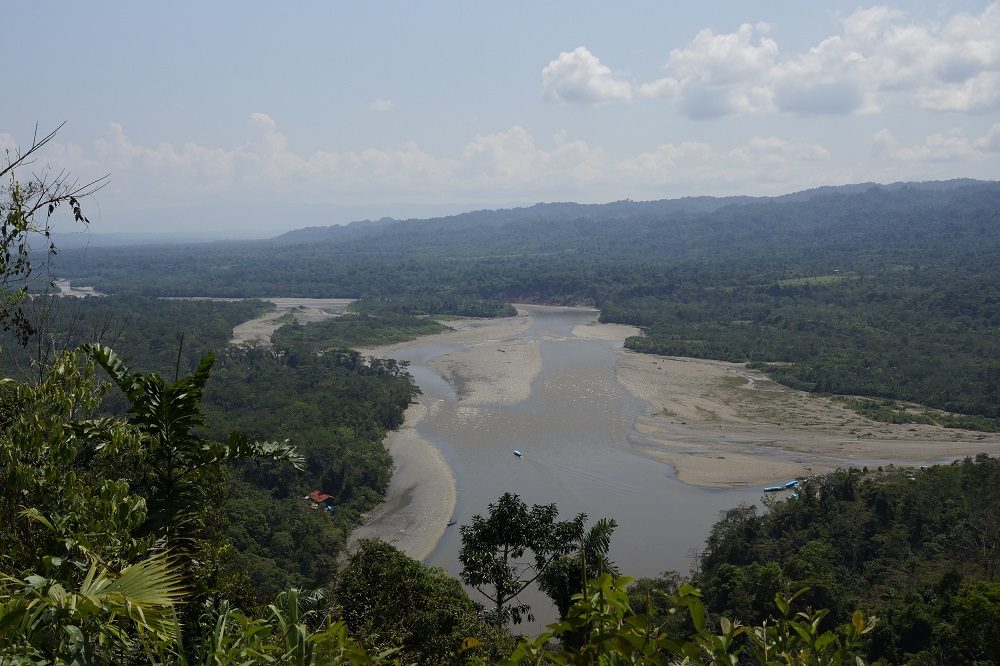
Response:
346,402,457,560
615,351,1000,487
348,309,534,559
229,298,353,345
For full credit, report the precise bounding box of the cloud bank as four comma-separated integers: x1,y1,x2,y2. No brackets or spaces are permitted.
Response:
543,3,1000,118
33,115,855,211
8,111,995,232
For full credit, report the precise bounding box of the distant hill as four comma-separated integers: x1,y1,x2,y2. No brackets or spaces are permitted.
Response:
273,196,756,245
52,231,264,249
54,179,1000,298
272,179,993,246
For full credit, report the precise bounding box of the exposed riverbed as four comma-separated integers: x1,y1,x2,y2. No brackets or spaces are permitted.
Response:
354,306,767,628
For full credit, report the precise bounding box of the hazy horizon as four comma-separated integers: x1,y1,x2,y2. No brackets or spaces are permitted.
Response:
44,176,998,242
4,1,999,234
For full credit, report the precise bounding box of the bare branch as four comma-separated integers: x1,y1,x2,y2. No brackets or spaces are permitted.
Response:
0,122,66,180
1,123,108,348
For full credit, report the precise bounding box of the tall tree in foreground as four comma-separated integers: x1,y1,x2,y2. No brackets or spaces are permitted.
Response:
538,517,619,620
459,492,586,625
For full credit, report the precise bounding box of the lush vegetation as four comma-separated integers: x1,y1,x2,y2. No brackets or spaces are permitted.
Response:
0,340,885,665
272,313,447,355
203,345,418,599
677,457,1000,664
1,294,269,381
350,295,517,319
53,181,1000,426
0,294,422,604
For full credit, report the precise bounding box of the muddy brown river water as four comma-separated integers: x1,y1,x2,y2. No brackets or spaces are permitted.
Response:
387,305,764,628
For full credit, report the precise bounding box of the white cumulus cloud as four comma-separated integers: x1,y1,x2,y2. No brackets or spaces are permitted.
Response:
541,47,633,104
546,3,1000,117
639,23,778,118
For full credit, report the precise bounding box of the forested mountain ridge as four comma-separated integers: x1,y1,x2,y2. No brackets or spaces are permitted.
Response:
271,194,756,245
272,178,991,247
55,180,999,297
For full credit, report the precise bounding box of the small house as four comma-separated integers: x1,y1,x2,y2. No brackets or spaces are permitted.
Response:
308,490,334,505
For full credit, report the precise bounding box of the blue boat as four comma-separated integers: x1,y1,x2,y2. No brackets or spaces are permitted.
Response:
784,479,800,489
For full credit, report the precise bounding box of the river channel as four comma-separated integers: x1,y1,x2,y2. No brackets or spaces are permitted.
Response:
386,305,764,627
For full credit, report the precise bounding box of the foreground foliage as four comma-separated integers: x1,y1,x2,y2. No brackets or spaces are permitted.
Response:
486,575,874,666
460,493,588,626
1,295,424,604
0,348,298,662
689,459,1000,663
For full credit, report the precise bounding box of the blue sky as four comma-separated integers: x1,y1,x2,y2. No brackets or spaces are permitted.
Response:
3,1,999,234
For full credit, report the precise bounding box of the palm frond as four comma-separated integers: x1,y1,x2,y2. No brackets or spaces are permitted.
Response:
211,433,305,471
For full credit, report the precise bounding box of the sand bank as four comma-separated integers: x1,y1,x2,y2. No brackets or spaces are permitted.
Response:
571,321,641,341
616,352,1000,487
426,339,539,406
351,310,535,557
367,309,539,407
229,297,353,345
346,402,457,560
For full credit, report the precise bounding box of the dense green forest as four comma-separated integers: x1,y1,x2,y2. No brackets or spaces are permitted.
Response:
1,295,270,381
0,295,420,603
53,181,1000,426
683,457,1000,664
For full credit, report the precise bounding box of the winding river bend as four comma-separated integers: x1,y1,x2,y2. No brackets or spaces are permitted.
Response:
379,306,763,624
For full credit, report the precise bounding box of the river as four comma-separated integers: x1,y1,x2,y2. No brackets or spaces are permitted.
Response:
384,305,764,628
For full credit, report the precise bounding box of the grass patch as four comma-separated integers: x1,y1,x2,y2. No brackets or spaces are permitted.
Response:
840,397,1000,432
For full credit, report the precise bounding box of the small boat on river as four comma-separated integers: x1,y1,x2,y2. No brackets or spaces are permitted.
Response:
763,485,784,492
514,449,523,457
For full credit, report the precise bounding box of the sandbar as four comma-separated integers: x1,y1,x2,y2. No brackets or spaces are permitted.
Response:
615,351,1000,487
229,297,353,345
261,300,1000,555
346,402,457,560
350,309,535,558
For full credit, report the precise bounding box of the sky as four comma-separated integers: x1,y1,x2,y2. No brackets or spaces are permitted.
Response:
2,1,999,236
